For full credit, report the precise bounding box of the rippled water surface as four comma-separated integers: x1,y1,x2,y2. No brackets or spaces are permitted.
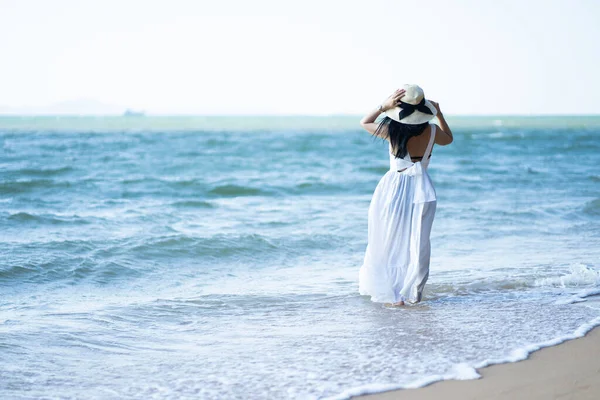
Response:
1,116,600,399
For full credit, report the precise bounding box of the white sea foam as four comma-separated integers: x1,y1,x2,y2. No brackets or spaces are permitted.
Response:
326,316,600,400
555,287,600,305
535,263,600,288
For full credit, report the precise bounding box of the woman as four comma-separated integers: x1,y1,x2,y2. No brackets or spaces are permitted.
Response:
358,84,453,306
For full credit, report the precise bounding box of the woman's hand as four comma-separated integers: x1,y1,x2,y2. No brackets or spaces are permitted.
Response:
381,89,406,111
360,88,405,137
429,100,442,115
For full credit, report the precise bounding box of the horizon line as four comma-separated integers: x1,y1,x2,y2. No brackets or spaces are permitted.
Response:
1,113,600,118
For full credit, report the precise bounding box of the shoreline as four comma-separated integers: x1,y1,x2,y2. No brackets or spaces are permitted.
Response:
353,325,600,400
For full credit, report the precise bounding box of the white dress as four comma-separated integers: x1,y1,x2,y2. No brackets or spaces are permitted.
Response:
359,125,437,304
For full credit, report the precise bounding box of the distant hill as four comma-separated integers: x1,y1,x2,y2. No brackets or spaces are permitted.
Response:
0,99,132,115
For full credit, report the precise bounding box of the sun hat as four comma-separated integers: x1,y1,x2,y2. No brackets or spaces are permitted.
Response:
384,84,437,125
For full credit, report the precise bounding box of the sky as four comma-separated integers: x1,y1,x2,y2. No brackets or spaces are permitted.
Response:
0,0,599,115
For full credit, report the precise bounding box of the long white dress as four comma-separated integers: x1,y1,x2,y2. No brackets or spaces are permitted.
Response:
359,125,437,304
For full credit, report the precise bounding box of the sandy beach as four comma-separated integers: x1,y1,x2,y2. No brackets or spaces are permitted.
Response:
356,326,600,400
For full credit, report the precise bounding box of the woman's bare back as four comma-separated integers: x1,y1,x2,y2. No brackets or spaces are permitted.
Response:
388,124,439,161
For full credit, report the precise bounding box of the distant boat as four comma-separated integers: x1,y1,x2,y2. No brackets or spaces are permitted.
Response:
123,109,145,117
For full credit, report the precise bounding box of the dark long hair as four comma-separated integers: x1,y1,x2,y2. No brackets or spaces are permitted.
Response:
375,117,428,158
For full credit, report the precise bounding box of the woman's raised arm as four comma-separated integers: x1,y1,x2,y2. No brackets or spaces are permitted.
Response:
360,89,406,139
429,101,453,145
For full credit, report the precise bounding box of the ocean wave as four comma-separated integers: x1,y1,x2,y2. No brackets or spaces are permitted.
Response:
119,177,165,185
208,184,271,197
118,178,267,199
1,231,352,285
12,166,74,177
117,178,367,199
554,288,600,305
292,181,349,195
468,131,527,140
129,233,278,259
5,211,91,225
534,263,600,288
426,279,532,298
426,264,600,299
560,139,600,152
125,232,349,261
583,198,600,216
144,293,345,313
0,239,144,285
72,259,143,284
0,254,142,285
170,200,214,209
358,166,390,175
0,264,39,281
0,179,73,194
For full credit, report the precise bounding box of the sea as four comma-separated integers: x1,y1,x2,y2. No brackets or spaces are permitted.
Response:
1,115,599,399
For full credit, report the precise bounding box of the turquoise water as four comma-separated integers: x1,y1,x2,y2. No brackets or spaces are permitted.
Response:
1,115,600,399
1,114,600,131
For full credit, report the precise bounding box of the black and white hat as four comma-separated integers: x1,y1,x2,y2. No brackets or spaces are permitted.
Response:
384,84,437,125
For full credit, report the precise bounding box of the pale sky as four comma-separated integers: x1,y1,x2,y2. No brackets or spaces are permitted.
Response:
1,0,599,115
